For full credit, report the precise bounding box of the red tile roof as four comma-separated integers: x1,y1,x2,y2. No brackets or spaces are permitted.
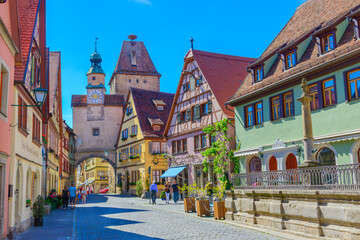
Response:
15,0,40,82
111,41,160,82
71,94,125,107
228,0,360,105
192,50,255,117
131,88,174,138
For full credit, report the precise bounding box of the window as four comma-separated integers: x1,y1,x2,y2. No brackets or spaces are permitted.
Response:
136,79,139,83
18,97,27,131
92,77,95,80
201,101,212,116
0,68,9,116
161,142,167,153
201,134,207,148
158,105,164,111
153,125,161,131
192,105,200,121
271,96,281,120
93,128,100,136
209,134,216,146
255,102,263,124
153,142,160,154
131,125,138,136
346,69,360,101
321,33,335,54
254,66,263,83
322,78,336,107
182,139,187,152
176,139,182,153
172,141,177,154
120,148,129,160
122,129,128,139
309,84,320,110
144,80,147,83
285,50,296,69
283,92,294,117
245,105,253,127
129,79,131,83
194,135,200,150
126,107,133,116
32,114,41,142
153,170,160,183
196,76,203,86
183,83,188,92
180,111,186,122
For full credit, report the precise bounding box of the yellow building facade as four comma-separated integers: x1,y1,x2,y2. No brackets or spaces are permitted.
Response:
84,158,109,193
116,88,174,196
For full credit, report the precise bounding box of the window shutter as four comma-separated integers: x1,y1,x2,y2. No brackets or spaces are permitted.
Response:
198,76,203,85
149,142,153,154
317,83,324,109
279,94,284,118
343,72,349,102
269,98,273,121
333,78,338,104
176,113,181,123
195,104,200,120
139,144,142,156
290,92,295,116
207,100,212,113
185,109,191,121
182,84,187,92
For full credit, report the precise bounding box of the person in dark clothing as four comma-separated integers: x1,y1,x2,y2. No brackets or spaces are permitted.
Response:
171,180,179,204
150,181,158,204
62,186,69,209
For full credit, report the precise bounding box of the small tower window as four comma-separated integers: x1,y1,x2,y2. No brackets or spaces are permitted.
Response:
93,128,100,136
136,79,139,83
92,77,95,80
129,79,131,83
144,80,147,84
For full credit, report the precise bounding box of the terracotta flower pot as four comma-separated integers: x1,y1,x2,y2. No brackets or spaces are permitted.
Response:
213,200,225,220
184,198,196,213
34,218,43,227
196,199,210,217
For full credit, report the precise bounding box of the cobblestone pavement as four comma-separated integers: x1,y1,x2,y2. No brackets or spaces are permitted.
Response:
75,194,286,240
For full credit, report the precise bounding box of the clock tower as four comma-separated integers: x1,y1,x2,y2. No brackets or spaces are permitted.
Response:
86,40,105,105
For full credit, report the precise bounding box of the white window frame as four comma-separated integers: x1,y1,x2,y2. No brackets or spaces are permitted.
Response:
0,57,10,121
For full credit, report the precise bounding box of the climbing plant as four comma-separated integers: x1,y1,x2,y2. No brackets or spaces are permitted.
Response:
201,119,239,190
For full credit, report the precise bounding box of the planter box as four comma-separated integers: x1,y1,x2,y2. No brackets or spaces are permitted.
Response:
196,199,210,217
213,201,225,220
184,198,196,213
44,205,51,215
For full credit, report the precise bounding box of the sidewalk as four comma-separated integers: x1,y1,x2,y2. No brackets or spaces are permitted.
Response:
15,208,75,240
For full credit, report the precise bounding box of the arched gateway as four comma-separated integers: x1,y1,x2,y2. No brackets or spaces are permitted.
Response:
71,45,126,193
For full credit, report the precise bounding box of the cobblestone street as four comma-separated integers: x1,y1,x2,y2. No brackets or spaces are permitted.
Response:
16,194,296,240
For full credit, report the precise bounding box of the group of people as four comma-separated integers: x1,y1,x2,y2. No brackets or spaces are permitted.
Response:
150,179,180,205
61,183,90,209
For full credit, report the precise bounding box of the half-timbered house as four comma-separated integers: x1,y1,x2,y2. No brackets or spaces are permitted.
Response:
163,49,254,188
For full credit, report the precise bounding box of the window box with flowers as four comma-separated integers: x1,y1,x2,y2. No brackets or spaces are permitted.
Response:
42,135,48,145
130,133,137,137
129,155,140,160
129,182,137,186
26,199,31,208
121,137,128,141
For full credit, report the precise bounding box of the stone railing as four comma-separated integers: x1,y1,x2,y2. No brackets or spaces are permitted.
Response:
232,163,360,190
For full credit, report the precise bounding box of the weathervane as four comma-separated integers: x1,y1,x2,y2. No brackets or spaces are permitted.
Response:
128,33,137,41
95,37,98,53
190,36,194,50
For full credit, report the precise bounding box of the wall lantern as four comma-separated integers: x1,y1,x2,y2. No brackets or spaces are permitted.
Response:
12,87,48,108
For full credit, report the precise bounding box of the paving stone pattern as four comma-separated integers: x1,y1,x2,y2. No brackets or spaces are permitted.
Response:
76,194,284,240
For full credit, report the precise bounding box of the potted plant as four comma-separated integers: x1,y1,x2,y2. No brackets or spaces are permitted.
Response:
56,195,62,209
26,199,31,208
195,186,210,217
180,184,196,213
160,191,166,200
213,180,226,220
32,195,45,226
135,179,143,198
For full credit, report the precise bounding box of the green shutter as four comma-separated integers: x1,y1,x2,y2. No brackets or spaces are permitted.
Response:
182,84,187,92
195,104,200,120
208,100,212,113
176,113,181,123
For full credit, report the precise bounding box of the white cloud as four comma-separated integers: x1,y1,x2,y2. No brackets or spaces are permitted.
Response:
133,0,151,5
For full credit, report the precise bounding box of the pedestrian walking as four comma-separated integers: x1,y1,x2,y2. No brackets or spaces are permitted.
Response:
81,187,87,204
62,186,69,209
68,183,77,210
171,180,179,204
164,181,171,204
150,181,158,205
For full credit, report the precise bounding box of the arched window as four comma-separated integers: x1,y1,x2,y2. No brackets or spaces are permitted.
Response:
26,170,31,201
286,153,297,169
269,156,277,171
317,147,336,166
249,156,262,172
357,148,360,163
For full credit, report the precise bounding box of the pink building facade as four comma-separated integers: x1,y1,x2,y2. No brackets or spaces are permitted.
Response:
0,1,19,238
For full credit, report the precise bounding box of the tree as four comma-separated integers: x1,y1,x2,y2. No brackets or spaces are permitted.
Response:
201,119,239,191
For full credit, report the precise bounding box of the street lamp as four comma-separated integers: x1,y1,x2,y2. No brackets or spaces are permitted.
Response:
12,87,48,108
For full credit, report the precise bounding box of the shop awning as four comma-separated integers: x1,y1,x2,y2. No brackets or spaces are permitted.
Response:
161,166,186,178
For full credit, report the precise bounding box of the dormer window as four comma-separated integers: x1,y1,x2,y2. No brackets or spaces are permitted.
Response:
152,99,166,111
254,66,263,83
158,106,164,111
92,77,96,80
126,107,133,116
153,125,161,131
321,33,335,54
285,50,296,69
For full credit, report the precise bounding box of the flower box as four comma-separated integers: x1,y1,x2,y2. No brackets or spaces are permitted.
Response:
121,137,127,141
213,200,225,220
184,198,196,213
129,155,139,159
196,199,210,217
130,134,137,137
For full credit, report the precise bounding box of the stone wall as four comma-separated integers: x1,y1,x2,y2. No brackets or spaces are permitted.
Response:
225,189,360,239
110,74,160,100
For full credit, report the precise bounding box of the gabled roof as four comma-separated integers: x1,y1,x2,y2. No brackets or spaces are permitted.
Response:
130,88,174,138
14,0,40,82
71,94,125,107
228,0,360,105
49,51,60,113
192,50,255,117
110,41,160,82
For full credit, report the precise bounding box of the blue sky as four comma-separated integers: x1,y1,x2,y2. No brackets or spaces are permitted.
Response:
47,0,306,127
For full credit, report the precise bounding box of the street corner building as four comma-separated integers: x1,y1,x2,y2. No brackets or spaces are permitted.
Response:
116,88,174,196
225,0,360,239
163,48,254,188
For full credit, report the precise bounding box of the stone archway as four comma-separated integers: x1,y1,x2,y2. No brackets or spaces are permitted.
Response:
75,154,116,194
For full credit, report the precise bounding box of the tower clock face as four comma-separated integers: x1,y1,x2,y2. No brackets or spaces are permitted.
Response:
88,89,104,104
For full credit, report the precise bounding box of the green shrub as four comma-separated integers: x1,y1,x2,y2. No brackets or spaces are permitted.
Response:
136,179,143,197
32,196,45,219
160,191,166,199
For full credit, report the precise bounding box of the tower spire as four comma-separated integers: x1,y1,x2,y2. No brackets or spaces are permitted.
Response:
95,37,98,53
190,36,194,50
